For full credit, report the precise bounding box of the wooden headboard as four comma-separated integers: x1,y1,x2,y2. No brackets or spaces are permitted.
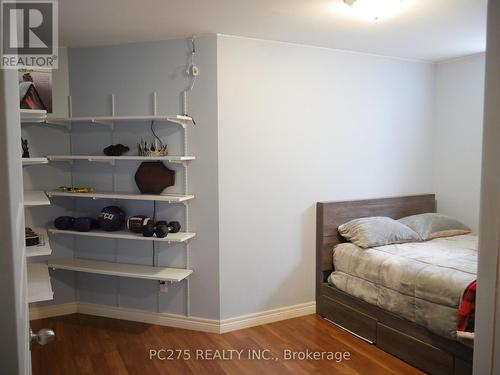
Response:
316,194,436,297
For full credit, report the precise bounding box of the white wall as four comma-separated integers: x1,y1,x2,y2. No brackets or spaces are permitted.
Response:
217,35,435,319
433,54,485,233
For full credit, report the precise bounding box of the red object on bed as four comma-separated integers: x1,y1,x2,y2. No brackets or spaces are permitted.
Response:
457,280,476,339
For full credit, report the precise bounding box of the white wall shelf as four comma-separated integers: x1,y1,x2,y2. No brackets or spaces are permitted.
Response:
20,95,196,309
27,263,54,303
48,227,196,243
48,258,193,282
47,155,195,165
26,228,52,257
24,191,50,207
21,109,47,115
46,191,195,203
20,110,69,127
20,109,47,123
22,157,49,166
21,114,194,129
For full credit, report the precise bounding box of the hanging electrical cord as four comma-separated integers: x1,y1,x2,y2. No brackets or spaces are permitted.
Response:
182,37,199,125
150,120,164,150
187,38,197,91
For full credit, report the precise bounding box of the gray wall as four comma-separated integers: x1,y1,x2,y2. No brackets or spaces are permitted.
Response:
52,47,71,117
45,34,479,324
67,36,220,319
217,35,435,319
433,54,485,233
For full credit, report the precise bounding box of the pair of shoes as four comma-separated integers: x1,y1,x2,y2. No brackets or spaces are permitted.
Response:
103,144,130,156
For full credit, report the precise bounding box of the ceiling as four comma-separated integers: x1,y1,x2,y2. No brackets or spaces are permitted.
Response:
59,0,487,62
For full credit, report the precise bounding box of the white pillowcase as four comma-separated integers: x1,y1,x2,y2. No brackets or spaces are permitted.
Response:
398,213,471,241
338,216,421,248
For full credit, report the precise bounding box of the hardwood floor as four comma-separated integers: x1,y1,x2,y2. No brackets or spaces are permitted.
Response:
31,313,424,375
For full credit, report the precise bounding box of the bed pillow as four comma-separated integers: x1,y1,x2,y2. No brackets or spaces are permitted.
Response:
398,213,471,240
338,216,421,248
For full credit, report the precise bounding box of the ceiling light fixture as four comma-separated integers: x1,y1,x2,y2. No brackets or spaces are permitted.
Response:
344,0,404,21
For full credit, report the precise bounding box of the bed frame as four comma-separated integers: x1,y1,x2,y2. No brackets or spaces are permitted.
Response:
316,194,473,375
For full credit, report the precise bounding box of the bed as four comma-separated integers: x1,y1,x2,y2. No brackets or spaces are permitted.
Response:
316,194,474,375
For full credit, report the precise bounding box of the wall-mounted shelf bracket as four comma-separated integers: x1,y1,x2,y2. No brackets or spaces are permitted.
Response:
159,280,170,293
91,118,114,129
87,157,115,166
43,118,72,128
166,115,194,129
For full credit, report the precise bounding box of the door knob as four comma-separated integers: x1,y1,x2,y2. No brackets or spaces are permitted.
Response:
30,328,55,346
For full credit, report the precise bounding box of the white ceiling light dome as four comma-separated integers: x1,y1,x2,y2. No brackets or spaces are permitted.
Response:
344,0,406,21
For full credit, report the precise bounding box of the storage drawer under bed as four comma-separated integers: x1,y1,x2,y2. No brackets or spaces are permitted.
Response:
319,295,377,343
318,293,472,375
377,323,454,375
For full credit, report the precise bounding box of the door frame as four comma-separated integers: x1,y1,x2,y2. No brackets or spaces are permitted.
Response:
0,69,30,374
473,0,500,374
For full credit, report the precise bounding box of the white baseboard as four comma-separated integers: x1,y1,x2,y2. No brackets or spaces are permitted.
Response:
77,302,220,333
29,301,316,334
219,301,316,333
29,302,78,320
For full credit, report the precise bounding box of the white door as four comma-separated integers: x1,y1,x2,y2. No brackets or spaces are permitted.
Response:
0,70,31,373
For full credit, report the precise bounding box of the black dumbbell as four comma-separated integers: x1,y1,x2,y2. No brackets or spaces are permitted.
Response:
154,221,181,238
142,220,181,238
142,221,156,237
